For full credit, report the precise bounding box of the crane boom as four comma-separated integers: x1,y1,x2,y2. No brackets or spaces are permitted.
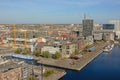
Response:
13,24,16,46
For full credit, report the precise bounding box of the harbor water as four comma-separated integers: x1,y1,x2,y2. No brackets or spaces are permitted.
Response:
61,45,120,80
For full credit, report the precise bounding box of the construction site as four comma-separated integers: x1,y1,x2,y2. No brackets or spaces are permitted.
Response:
7,24,38,52
0,24,48,52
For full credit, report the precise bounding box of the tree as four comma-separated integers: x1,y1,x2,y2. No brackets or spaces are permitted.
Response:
27,76,39,80
74,49,79,55
23,48,31,55
44,70,54,77
42,51,50,58
84,45,90,50
35,50,41,57
53,52,61,59
103,37,107,42
14,48,22,54
110,40,114,44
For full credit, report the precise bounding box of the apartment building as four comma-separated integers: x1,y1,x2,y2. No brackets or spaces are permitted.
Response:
0,61,22,80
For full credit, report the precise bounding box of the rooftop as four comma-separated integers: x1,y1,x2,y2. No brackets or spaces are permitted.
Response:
0,60,21,73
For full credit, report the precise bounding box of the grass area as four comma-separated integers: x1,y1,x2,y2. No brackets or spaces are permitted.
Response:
27,76,39,80
44,70,54,77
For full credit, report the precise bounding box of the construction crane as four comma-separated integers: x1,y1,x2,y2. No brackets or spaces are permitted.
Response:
13,24,16,46
13,24,36,48
0,24,36,48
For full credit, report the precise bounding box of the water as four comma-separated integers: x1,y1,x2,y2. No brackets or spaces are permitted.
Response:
61,45,120,80
87,46,96,51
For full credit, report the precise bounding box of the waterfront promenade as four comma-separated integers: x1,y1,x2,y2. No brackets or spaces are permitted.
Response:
37,42,105,71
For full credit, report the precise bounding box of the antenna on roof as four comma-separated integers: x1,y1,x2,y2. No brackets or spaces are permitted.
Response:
84,13,86,19
83,14,91,19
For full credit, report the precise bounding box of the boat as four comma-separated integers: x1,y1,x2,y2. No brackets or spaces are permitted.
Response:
103,44,114,53
12,54,33,60
111,44,114,48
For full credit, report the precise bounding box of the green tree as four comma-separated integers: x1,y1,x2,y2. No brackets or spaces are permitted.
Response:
14,48,22,54
42,51,50,58
84,45,89,50
53,52,61,59
27,76,39,80
103,37,107,42
23,48,31,55
35,50,41,57
44,70,54,77
74,49,79,55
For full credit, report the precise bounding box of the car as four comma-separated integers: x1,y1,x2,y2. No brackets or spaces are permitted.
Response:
70,56,80,60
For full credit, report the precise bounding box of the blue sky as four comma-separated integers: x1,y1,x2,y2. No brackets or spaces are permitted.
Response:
0,0,120,24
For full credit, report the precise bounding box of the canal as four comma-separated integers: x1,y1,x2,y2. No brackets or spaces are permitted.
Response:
61,45,120,80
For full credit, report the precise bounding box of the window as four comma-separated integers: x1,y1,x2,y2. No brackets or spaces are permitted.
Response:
66,51,69,54
66,46,69,49
60,49,62,52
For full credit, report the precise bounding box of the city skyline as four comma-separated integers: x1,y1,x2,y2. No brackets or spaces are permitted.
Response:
0,0,120,24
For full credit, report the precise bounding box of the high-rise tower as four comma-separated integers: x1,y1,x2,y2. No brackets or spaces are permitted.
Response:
82,19,93,37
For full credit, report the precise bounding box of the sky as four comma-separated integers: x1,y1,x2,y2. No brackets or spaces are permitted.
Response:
0,0,120,24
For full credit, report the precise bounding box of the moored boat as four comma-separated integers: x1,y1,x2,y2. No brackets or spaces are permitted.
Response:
12,54,33,60
103,44,114,52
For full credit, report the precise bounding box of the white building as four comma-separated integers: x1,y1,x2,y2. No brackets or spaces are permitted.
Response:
7,38,38,52
85,36,94,45
41,46,59,55
93,33,102,40
93,24,103,31
109,20,120,39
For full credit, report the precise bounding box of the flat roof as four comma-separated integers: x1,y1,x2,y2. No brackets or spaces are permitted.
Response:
0,61,20,73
